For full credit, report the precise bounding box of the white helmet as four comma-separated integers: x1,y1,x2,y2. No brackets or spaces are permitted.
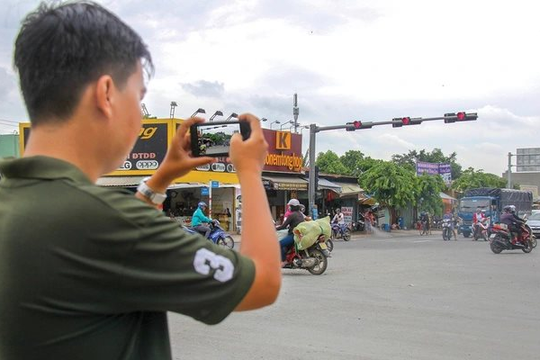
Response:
287,199,300,206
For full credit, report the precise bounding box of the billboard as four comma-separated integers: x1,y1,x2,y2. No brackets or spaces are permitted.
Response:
416,161,452,184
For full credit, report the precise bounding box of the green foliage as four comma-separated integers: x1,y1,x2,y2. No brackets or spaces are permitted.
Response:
416,173,445,216
315,150,348,174
451,167,507,193
392,148,462,180
359,161,418,208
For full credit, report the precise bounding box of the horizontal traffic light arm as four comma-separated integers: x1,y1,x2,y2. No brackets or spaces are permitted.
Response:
314,112,477,133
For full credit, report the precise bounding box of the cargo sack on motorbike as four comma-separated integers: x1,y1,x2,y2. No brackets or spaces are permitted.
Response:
293,216,331,250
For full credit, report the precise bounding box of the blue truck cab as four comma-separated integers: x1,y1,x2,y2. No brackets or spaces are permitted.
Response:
457,188,533,238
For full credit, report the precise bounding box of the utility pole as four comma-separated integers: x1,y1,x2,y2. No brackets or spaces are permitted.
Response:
293,93,299,133
507,152,513,189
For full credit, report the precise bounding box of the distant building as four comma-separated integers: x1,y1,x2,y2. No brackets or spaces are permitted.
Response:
0,134,20,158
516,147,540,172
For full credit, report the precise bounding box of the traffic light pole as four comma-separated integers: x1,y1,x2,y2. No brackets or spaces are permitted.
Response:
307,114,477,216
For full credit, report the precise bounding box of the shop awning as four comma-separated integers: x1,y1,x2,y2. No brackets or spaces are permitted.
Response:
262,175,308,191
440,192,457,201
318,178,342,192
331,181,364,198
97,176,145,187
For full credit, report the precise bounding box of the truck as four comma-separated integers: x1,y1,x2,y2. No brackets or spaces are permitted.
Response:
457,187,533,238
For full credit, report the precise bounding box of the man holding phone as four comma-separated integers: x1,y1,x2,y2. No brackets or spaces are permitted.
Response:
0,2,281,359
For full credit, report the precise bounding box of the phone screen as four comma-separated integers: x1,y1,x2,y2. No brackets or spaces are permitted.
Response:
190,121,248,157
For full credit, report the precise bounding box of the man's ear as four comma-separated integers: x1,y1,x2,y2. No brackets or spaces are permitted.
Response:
95,75,115,119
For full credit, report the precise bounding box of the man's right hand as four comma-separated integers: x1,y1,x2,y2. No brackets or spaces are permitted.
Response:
229,114,268,175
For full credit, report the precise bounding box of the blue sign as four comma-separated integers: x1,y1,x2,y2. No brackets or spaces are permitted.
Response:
201,187,209,195
211,181,219,188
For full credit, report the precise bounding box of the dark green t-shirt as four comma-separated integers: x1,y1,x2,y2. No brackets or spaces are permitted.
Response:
0,156,255,360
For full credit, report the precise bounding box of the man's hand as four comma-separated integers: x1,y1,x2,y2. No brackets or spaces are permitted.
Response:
229,114,268,176
145,117,214,193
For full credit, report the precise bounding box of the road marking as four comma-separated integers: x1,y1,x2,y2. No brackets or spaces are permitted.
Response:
413,240,431,243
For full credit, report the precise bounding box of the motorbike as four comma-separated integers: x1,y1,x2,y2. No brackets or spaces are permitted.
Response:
472,217,490,241
489,222,535,254
282,234,329,275
182,219,235,249
441,218,454,241
331,222,351,241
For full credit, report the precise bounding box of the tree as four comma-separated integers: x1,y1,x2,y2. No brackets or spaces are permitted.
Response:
451,168,507,193
359,161,418,208
339,150,365,177
315,150,348,175
416,173,445,216
392,148,462,180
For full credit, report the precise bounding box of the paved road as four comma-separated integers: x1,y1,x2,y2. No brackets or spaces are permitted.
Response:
169,230,540,360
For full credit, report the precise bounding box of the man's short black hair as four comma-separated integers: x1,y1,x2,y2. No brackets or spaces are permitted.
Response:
14,1,153,125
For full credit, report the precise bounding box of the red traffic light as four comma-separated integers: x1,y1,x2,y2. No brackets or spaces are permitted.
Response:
402,117,411,125
353,120,362,129
457,112,466,121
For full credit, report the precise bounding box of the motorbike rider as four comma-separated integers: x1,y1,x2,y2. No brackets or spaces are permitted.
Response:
191,202,212,238
332,208,346,235
500,205,526,245
472,207,487,239
276,199,305,266
442,210,457,240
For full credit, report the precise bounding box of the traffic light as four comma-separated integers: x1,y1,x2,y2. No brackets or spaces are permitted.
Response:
346,120,373,131
392,117,422,127
444,112,478,123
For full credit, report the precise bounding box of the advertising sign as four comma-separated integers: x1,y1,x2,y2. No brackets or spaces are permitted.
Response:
341,206,353,225
263,129,303,173
416,161,452,185
110,120,169,175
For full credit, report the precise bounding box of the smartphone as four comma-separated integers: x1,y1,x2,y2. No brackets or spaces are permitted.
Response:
190,120,251,157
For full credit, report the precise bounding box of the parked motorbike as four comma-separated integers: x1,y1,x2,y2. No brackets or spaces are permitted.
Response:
489,222,535,254
331,223,351,241
282,234,329,275
473,217,490,241
182,219,235,249
442,218,454,241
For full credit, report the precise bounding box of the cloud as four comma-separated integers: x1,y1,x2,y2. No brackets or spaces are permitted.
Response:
181,80,225,98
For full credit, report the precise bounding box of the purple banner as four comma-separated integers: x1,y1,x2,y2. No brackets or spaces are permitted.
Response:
416,161,452,184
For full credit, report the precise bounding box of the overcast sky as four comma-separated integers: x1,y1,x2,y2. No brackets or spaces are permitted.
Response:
1,0,539,176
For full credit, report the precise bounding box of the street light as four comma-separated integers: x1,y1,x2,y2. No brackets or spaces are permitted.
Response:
270,120,280,129
169,101,178,119
190,108,206,118
261,118,267,122
225,112,238,121
280,120,294,130
209,110,223,122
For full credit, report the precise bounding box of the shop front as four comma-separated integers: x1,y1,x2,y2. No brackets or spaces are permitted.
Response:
20,119,240,232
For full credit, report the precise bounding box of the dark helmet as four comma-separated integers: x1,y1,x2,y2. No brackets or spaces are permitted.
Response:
503,205,516,214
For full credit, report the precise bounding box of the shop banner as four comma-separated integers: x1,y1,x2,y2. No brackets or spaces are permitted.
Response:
341,206,353,225
263,129,303,173
416,161,452,184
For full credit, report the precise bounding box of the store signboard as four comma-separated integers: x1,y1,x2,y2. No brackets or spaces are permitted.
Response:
341,206,353,225
263,129,303,173
110,120,169,175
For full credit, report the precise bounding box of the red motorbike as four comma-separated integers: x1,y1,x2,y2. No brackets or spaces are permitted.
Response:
489,222,536,254
282,234,329,275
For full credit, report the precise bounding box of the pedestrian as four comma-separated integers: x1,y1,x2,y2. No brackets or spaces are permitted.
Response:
0,2,281,359
364,210,373,234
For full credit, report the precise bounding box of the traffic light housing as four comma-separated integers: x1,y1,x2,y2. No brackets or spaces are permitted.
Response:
392,117,423,127
444,112,478,123
346,120,373,131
